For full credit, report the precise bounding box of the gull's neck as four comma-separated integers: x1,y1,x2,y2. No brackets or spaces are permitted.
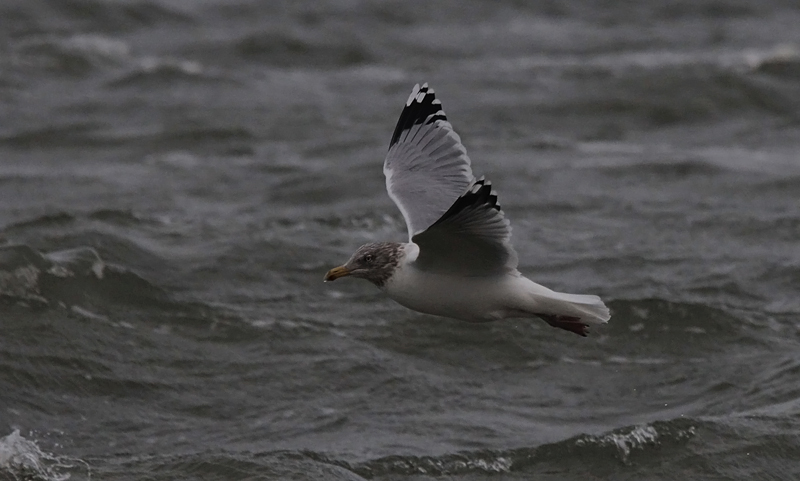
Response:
399,242,419,264
376,242,418,290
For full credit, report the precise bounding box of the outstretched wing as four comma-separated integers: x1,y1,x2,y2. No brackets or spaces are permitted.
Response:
411,177,519,276
384,83,475,239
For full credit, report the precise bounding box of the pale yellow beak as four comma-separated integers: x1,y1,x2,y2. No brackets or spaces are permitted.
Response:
324,265,351,282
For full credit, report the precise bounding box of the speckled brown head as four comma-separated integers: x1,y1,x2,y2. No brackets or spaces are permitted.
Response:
324,242,402,287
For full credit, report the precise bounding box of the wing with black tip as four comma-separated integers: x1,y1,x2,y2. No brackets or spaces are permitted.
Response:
384,83,475,239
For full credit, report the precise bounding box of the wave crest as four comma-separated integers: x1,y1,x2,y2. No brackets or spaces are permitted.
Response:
0,243,163,308
0,430,89,481
306,419,699,477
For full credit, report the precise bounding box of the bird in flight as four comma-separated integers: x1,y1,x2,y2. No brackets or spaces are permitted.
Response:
325,83,609,336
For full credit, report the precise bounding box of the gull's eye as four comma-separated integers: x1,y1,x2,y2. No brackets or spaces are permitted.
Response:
363,254,374,264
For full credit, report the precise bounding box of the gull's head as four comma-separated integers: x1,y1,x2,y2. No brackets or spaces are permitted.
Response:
324,242,403,287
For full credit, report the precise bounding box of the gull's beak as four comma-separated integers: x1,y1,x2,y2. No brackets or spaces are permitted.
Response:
324,265,351,282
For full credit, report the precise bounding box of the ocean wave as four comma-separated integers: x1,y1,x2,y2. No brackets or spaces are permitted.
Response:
0,430,88,481
58,419,697,480
0,123,106,149
7,416,797,480
746,44,800,78
465,46,800,130
234,29,373,68
2,212,76,231
305,418,698,477
0,120,254,149
605,298,742,337
12,33,130,76
10,30,217,88
2,210,157,231
0,243,165,309
1,1,191,35
105,58,206,88
586,157,726,178
375,297,746,354
549,67,795,128
100,451,367,481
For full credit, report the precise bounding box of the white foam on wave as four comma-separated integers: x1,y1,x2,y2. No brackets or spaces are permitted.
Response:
0,264,45,303
15,32,205,79
0,430,89,481
62,34,131,61
574,423,696,463
0,245,107,305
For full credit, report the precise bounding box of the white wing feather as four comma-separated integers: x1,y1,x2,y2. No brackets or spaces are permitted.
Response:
384,83,475,239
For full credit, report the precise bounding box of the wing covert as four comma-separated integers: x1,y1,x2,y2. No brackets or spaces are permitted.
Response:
411,178,519,276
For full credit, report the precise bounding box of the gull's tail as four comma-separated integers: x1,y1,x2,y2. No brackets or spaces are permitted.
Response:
516,277,610,336
535,290,610,324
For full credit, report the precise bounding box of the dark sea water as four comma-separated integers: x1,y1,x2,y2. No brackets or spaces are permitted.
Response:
2,1,800,480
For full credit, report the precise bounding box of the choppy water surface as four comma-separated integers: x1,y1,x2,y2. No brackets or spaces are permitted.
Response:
2,1,800,480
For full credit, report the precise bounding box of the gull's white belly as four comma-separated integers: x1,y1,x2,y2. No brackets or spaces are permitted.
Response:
382,265,526,322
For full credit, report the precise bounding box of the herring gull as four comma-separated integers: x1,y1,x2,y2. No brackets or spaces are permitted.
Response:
325,84,610,336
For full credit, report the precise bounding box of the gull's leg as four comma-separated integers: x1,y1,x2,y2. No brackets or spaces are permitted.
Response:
538,314,590,337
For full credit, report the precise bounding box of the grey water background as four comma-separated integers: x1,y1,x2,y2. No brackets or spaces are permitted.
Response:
1,0,800,479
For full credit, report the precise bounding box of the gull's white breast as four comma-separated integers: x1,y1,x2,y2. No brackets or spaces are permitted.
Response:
382,244,527,322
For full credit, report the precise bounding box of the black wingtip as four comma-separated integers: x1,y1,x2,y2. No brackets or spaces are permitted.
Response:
428,178,501,229
389,83,448,148
465,178,502,212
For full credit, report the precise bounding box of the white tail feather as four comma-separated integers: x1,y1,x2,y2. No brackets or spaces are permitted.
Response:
519,278,611,325
542,291,610,324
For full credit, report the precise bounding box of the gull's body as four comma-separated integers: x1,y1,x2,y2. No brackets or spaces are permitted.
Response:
325,84,609,336
383,243,607,326
384,243,519,322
